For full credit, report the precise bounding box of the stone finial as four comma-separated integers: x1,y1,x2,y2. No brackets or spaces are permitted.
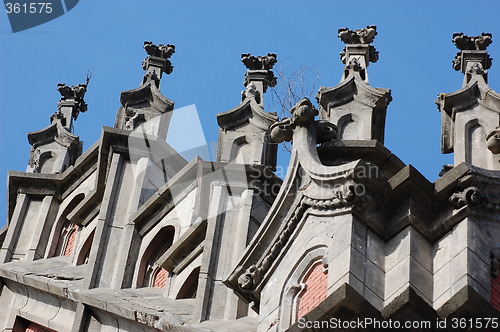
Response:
51,77,90,131
240,53,277,105
452,32,492,51
338,26,378,83
241,53,277,71
338,25,377,45
451,33,493,81
141,41,175,84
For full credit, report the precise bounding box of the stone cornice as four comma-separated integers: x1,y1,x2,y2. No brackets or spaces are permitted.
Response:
216,98,278,132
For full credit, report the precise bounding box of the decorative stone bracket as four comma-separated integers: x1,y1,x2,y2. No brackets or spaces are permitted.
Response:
270,98,337,145
486,126,500,154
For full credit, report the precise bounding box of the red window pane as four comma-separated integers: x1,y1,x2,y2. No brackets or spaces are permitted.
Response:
296,262,328,319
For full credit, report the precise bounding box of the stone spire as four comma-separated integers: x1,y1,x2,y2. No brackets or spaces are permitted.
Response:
338,25,378,83
51,79,89,132
26,81,89,173
451,32,492,86
141,41,175,87
240,53,277,106
215,53,278,168
316,25,391,143
437,32,500,170
114,41,175,139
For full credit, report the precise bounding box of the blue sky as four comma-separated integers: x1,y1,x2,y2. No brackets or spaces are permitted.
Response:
1,0,500,227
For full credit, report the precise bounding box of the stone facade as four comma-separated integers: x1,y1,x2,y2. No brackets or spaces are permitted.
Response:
1,28,499,332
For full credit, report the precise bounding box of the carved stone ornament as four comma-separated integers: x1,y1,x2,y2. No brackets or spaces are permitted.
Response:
291,98,319,126
144,41,175,58
236,202,309,292
270,118,293,143
338,25,377,44
241,53,277,71
452,52,492,72
56,82,88,120
270,98,337,144
338,26,379,65
269,98,319,143
142,41,175,75
451,33,493,72
235,180,366,293
486,126,500,154
31,148,41,172
241,82,261,104
241,53,278,91
452,32,492,51
449,186,484,208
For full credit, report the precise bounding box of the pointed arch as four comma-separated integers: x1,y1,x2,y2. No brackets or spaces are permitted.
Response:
280,246,329,330
137,225,175,288
176,266,200,299
76,228,95,265
465,119,486,165
47,193,85,258
338,113,359,140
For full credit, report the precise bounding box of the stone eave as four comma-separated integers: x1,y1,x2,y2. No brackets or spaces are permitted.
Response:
436,73,500,120
216,98,278,131
316,72,391,111
434,162,500,197
132,160,282,236
437,81,481,119
317,139,406,178
158,218,207,273
119,81,174,112
6,139,99,222
0,262,196,331
27,121,80,148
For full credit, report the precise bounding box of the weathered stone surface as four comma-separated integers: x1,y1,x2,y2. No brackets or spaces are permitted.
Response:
2,30,500,332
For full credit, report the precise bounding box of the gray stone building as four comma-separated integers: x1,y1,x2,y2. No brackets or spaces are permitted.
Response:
1,27,499,331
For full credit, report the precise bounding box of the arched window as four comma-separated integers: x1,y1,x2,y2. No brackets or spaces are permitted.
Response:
280,247,328,330
176,266,200,299
59,222,79,256
138,226,175,288
49,193,85,258
76,229,95,266
295,261,328,319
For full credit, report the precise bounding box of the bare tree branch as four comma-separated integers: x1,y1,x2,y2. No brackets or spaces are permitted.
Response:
267,59,320,152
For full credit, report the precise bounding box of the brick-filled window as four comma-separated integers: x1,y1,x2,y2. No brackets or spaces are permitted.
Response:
139,226,175,288
63,224,79,256
491,270,500,311
152,267,168,289
296,262,328,319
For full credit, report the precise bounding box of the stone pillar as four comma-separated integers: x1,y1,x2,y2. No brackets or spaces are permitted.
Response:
316,26,391,143
436,32,500,170
114,41,175,140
